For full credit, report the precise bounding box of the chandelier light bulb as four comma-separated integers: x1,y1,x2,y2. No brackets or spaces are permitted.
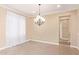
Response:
34,15,45,26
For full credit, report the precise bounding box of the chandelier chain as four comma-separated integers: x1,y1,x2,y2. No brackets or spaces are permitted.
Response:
39,4,41,15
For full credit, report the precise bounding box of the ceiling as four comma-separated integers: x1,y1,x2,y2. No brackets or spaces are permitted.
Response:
1,4,79,17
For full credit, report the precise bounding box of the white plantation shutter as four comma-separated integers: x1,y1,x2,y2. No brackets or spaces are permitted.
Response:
18,15,26,43
6,11,26,47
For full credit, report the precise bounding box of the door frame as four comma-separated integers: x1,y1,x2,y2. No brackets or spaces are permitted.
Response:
59,15,71,45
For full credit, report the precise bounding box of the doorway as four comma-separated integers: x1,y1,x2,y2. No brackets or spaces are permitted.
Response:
59,15,71,46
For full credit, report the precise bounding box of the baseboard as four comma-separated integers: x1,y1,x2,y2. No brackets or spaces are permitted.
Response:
0,47,7,51
0,39,31,51
31,39,59,45
70,45,79,50
0,39,79,51
31,39,79,50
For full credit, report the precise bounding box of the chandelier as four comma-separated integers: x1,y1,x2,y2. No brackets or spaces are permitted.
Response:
34,4,45,26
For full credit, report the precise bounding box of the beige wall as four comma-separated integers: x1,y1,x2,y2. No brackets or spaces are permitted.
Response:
27,14,59,43
27,10,79,46
70,9,79,47
0,6,78,49
69,10,78,46
34,14,59,43
27,17,34,40
76,10,79,47
0,7,6,48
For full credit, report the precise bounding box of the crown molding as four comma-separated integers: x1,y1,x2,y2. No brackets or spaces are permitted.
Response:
0,5,29,17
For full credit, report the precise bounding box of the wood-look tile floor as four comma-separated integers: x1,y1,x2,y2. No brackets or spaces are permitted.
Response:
0,41,79,55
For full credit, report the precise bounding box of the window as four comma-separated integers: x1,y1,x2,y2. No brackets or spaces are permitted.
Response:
6,11,26,47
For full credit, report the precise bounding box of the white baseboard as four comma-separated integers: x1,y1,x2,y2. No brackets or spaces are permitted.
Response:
0,47,7,51
31,39,59,45
31,39,79,50
0,39,30,51
70,45,79,50
0,39,79,51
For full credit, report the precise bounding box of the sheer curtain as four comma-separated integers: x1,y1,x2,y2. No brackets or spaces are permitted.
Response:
6,11,26,47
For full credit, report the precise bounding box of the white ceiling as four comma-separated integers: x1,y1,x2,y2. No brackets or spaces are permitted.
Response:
1,4,79,17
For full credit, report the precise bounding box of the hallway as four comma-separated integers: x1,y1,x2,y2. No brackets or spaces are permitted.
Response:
0,41,78,55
